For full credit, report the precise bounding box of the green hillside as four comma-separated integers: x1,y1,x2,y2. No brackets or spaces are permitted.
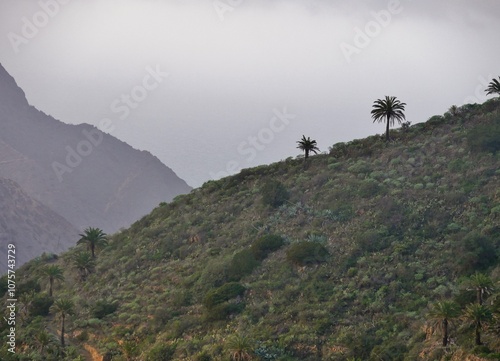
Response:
2,99,500,361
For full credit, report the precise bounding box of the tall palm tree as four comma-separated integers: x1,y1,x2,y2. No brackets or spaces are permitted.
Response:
51,298,74,347
427,301,460,347
371,96,407,141
462,303,493,346
296,135,320,160
77,227,108,258
485,76,500,97
466,273,494,305
71,251,96,281
42,265,65,297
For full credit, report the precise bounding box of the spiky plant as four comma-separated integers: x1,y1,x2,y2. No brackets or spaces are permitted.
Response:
226,334,253,361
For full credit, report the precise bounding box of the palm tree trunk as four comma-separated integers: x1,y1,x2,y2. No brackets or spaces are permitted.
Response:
443,318,448,347
443,319,448,347
477,288,482,305
91,243,95,258
385,115,390,141
475,321,481,345
49,278,53,297
61,314,65,347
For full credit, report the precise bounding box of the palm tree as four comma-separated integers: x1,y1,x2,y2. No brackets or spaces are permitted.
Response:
462,303,493,346
226,334,253,361
466,273,494,305
51,298,74,347
34,330,56,357
485,76,500,97
296,135,319,160
18,290,36,323
71,251,96,281
77,227,108,258
371,96,407,141
427,301,460,347
42,265,64,297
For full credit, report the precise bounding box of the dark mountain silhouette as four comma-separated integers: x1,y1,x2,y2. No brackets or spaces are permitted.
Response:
0,177,79,271
0,63,191,239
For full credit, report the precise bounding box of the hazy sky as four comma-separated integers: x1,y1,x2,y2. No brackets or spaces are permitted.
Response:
1,0,499,187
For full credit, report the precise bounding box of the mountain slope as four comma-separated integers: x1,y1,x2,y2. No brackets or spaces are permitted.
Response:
0,178,79,272
2,100,500,360
0,63,191,233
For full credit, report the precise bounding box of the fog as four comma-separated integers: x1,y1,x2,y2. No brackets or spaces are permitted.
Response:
1,0,499,186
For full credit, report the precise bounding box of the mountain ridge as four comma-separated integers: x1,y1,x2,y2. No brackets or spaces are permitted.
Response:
1,99,499,360
0,62,192,234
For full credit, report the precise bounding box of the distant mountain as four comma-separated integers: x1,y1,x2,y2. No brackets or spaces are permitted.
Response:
0,63,191,236
0,177,79,272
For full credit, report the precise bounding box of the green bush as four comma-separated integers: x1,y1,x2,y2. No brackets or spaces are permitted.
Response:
0,275,7,297
203,302,246,322
261,180,289,208
467,117,500,153
203,282,246,309
452,231,498,275
146,343,177,361
17,279,41,295
92,300,118,319
227,250,260,281
31,293,54,317
286,241,329,266
250,234,285,260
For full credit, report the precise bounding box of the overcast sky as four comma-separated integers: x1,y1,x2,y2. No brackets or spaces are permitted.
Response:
1,0,499,187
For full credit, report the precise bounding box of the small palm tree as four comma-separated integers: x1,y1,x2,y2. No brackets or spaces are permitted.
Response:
226,334,253,361
42,265,64,297
466,273,494,305
77,227,108,258
297,135,319,160
72,251,96,281
462,303,493,346
371,96,407,141
51,298,74,347
18,290,36,322
427,301,460,347
34,330,56,357
485,76,500,97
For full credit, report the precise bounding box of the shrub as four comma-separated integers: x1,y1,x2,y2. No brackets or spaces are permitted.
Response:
92,300,118,319
31,293,54,317
286,241,329,266
261,180,289,208
451,231,498,275
146,343,177,361
203,282,246,309
17,279,41,295
204,302,246,322
0,275,7,297
227,250,260,281
467,117,500,154
250,235,285,260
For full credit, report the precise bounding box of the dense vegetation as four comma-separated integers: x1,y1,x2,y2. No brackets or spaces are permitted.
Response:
1,99,500,360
